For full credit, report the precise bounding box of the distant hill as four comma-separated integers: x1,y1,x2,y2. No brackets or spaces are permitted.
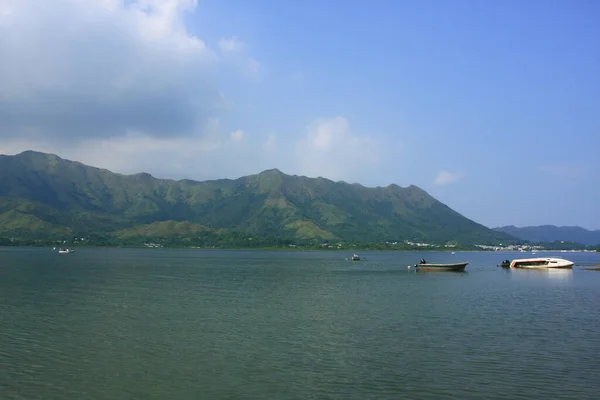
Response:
494,225,600,246
0,151,517,245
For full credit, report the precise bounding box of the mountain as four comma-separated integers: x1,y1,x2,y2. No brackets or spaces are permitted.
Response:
494,225,600,246
0,151,516,245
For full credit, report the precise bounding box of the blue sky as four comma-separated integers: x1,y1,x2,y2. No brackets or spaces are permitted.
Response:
0,0,598,229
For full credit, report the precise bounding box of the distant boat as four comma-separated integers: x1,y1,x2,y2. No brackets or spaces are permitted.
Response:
502,257,573,269
412,258,468,271
57,248,75,254
351,254,361,261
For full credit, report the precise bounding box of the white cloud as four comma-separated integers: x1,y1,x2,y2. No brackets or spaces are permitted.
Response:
434,171,464,186
295,116,398,182
216,35,260,77
263,134,277,152
0,0,261,142
230,129,244,141
218,36,244,53
0,3,399,186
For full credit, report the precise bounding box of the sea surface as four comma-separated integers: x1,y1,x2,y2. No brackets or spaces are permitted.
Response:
1,248,600,399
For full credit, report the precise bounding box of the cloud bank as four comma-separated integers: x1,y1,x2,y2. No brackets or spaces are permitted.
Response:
0,0,398,184
0,0,223,142
295,117,389,183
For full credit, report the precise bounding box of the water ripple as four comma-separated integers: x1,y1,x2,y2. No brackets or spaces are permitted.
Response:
1,248,600,399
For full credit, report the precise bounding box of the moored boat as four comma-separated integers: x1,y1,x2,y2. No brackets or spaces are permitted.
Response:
58,248,75,254
412,258,469,271
505,257,573,269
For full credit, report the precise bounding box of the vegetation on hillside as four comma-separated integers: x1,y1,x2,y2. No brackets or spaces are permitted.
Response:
0,151,519,247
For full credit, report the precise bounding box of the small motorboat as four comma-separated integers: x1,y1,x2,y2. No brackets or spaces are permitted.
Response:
411,258,468,271
351,254,361,261
57,248,75,254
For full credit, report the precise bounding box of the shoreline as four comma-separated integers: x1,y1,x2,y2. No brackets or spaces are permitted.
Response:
1,244,597,253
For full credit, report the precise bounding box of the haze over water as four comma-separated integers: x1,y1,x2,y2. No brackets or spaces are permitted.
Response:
1,248,600,399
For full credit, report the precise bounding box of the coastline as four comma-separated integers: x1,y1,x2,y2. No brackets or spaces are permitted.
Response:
1,243,596,253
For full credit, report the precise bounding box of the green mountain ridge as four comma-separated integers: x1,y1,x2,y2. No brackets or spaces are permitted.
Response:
0,150,516,245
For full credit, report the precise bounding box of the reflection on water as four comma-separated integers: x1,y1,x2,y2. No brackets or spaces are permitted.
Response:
413,270,469,277
509,268,574,281
545,268,574,280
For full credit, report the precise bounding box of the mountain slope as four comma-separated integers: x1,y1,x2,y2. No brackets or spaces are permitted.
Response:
494,225,600,246
0,151,516,245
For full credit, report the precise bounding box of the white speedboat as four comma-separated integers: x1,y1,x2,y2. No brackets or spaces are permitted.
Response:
58,248,75,254
504,257,573,269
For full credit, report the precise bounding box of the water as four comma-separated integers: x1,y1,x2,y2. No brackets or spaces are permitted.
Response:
1,248,600,399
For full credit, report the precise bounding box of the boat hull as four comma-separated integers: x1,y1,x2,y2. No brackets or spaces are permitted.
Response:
416,262,469,271
509,258,573,269
513,263,573,269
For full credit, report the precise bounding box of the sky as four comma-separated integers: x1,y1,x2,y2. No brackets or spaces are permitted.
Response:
0,0,599,229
